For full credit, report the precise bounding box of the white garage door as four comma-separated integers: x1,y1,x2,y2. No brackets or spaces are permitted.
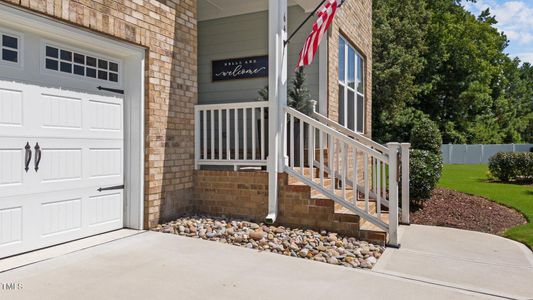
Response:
0,26,125,258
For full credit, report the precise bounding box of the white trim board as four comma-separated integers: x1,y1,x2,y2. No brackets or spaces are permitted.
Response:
0,3,146,230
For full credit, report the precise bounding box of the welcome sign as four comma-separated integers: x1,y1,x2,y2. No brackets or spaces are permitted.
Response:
212,55,268,82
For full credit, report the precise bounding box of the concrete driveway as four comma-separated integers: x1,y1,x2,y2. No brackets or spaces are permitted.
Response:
0,227,531,300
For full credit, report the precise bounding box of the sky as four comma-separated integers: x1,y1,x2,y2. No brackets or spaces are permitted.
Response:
464,0,533,64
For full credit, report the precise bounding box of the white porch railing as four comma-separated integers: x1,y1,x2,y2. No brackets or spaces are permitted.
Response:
193,101,409,246
194,101,269,170
284,106,409,246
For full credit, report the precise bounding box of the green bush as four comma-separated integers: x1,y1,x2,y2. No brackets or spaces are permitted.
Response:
410,149,443,201
488,152,533,182
410,118,442,155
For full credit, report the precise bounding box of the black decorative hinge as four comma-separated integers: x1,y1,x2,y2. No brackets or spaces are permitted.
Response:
97,86,124,94
97,185,125,192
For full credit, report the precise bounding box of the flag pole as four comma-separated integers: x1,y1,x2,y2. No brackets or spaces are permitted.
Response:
284,0,327,46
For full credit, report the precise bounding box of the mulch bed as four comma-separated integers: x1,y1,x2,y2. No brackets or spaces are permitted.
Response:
411,188,527,235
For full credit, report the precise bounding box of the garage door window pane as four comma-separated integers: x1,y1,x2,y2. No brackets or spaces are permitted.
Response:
60,62,72,73
2,49,17,63
74,53,84,64
109,62,118,72
86,56,97,67
60,50,72,61
109,73,118,82
86,67,96,78
98,59,108,69
74,65,84,76
46,46,58,58
2,35,17,49
46,58,58,70
98,70,107,80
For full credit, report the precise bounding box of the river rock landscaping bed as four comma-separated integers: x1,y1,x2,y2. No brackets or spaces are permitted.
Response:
153,216,384,269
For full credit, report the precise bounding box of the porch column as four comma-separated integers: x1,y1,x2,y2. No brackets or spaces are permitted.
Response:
266,0,288,224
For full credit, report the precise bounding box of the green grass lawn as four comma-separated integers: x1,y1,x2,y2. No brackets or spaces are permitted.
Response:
439,164,533,249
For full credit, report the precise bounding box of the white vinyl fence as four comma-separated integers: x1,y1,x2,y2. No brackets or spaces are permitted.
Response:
441,144,533,164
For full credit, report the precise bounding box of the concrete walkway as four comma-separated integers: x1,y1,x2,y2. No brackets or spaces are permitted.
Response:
374,225,533,300
0,230,513,300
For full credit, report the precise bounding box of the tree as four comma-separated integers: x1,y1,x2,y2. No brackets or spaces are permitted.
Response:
288,67,314,115
372,0,533,144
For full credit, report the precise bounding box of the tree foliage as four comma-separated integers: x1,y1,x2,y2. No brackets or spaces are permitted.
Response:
373,0,533,144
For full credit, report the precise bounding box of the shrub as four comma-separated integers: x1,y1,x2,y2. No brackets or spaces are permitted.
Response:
410,118,442,155
488,152,533,182
409,149,443,201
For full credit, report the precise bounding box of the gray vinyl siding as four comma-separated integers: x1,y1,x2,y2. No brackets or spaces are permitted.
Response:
198,5,320,104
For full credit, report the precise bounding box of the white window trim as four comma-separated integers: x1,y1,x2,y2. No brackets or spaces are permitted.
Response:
338,36,365,134
40,39,124,88
0,28,23,69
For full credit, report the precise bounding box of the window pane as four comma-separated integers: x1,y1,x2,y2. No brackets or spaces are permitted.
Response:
74,53,84,64
2,35,18,49
86,67,96,78
46,46,58,58
74,65,84,75
2,49,17,62
357,94,364,133
86,56,97,67
98,59,108,69
347,46,355,89
109,72,118,82
338,84,345,125
60,62,72,73
357,55,364,93
60,50,72,61
98,70,107,80
338,37,345,82
45,58,58,70
347,90,355,131
109,62,118,72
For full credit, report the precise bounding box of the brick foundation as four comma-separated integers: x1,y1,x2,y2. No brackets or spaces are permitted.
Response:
194,170,386,244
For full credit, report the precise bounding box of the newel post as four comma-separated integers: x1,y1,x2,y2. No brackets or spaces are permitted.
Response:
387,142,400,247
266,0,288,224
400,143,410,225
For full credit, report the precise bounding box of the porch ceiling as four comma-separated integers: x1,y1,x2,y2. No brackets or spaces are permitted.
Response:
198,0,322,21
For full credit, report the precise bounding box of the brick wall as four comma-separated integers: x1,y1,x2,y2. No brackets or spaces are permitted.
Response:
1,0,198,228
194,170,371,238
327,0,372,138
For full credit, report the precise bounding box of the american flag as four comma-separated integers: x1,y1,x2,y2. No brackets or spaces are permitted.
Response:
296,0,343,69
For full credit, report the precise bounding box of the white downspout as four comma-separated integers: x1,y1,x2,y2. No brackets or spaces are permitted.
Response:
266,0,288,224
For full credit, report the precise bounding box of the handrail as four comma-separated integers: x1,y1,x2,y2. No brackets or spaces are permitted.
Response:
284,107,389,162
312,111,389,154
195,101,269,111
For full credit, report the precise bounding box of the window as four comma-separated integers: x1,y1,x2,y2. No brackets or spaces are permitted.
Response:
44,44,120,83
1,33,19,64
338,36,365,133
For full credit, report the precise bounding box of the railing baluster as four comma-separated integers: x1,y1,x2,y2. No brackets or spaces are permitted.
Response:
203,110,207,160
260,107,265,161
226,109,230,160
329,134,335,193
377,160,382,218
219,109,223,160
210,110,215,160
290,114,295,168
319,129,324,187
252,107,256,161
382,161,387,205
342,142,347,200
353,147,357,204
364,153,369,212
243,108,247,160
234,109,239,160
308,124,313,180
300,120,304,175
